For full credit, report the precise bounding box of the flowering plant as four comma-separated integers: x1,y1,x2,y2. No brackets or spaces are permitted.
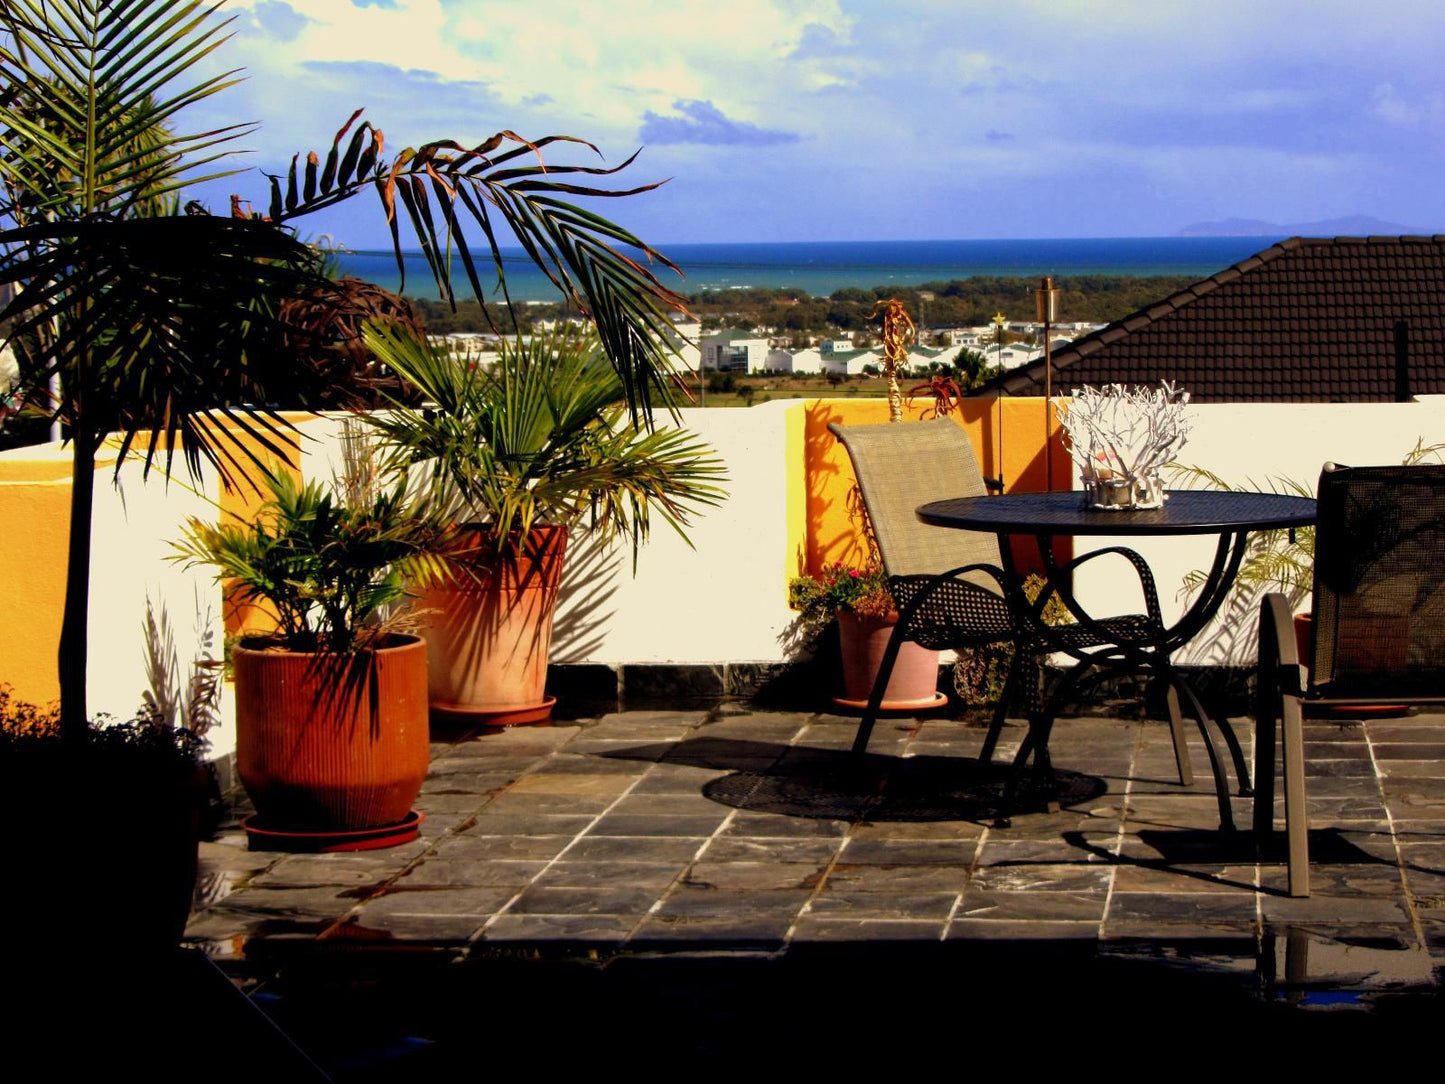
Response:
788,562,895,630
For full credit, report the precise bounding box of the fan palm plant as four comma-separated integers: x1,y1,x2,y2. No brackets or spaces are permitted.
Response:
0,0,692,738
363,322,725,719
363,322,727,550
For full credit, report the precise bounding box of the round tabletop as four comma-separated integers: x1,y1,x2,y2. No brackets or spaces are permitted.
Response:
917,489,1317,536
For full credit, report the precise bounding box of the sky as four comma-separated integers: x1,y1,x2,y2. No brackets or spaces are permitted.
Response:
184,0,1445,248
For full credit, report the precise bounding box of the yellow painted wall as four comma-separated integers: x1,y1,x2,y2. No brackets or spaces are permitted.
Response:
0,478,73,705
797,395,1070,577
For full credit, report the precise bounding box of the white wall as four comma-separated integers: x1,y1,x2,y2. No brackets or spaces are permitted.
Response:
85,449,230,753
552,402,797,663
1071,396,1445,665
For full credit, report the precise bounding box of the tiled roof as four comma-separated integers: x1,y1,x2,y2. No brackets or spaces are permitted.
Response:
981,236,1445,402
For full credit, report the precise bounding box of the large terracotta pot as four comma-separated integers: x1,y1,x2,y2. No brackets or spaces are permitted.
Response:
233,633,430,842
418,525,568,725
833,609,946,710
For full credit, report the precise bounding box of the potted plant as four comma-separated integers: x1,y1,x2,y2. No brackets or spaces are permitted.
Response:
362,323,727,724
171,425,453,848
788,563,945,710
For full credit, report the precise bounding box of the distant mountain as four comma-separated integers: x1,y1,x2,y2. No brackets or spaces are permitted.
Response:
1176,214,1434,237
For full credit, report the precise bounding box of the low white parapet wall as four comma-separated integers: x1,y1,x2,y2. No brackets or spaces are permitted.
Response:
8,394,1444,740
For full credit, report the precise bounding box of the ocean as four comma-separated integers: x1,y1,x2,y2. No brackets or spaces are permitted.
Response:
334,236,1284,304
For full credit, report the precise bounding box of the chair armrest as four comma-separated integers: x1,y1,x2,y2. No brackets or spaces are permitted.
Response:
1045,545,1164,627
1260,592,1306,695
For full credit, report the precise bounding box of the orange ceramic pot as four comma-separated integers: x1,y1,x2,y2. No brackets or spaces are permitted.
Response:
833,609,946,711
418,525,568,724
233,634,430,832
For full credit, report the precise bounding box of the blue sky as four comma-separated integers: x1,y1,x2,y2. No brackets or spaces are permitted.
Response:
187,0,1445,248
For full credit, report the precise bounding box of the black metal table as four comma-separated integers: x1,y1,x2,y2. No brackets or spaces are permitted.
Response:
917,490,1317,830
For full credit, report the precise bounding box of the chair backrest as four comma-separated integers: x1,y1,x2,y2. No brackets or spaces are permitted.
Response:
828,417,1001,586
1310,462,1445,698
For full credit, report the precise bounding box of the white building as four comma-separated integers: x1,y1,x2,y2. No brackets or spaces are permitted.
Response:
701,329,771,373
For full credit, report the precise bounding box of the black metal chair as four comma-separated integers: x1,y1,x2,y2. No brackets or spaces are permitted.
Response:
1256,462,1445,897
828,418,1192,788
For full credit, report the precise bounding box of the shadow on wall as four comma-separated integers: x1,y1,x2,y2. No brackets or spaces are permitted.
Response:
551,527,620,662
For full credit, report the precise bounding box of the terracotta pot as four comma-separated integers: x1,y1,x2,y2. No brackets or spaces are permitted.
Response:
233,634,430,833
1291,611,1408,718
418,525,568,723
834,609,944,710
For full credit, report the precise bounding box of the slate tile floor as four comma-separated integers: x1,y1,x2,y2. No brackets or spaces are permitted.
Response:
188,707,1445,972
173,706,1445,1076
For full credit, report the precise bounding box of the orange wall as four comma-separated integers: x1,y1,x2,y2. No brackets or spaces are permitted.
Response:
797,395,1070,577
0,477,74,705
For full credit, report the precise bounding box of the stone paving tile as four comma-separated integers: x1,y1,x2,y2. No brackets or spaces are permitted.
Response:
204,885,359,917
946,919,1100,940
807,890,958,920
628,768,735,795
682,861,825,892
359,885,517,916
698,836,844,864
331,913,484,942
970,862,1113,893
720,812,850,838
1258,894,1415,924
632,914,792,944
504,772,640,797
584,813,731,838
1255,863,1404,898
533,753,665,776
606,793,734,816
975,836,1116,865
1106,892,1257,923
249,848,424,887
849,819,988,841
479,913,638,943
1109,864,1257,894
1102,921,1259,941
839,838,979,866
507,885,661,915
561,835,707,863
421,766,521,788
436,834,577,861
417,813,469,838
1299,743,1373,760
459,813,596,836
958,889,1107,922
1305,759,1379,777
788,917,946,942
984,811,1120,841
655,886,812,918
477,791,619,815
821,864,971,893
1377,760,1445,780
533,861,685,890
394,857,544,888
413,792,496,814
1372,743,1445,760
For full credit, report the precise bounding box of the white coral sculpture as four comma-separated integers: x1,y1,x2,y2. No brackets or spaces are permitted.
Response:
1056,381,1192,483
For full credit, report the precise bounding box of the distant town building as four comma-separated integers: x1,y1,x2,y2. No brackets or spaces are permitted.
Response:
701,329,771,373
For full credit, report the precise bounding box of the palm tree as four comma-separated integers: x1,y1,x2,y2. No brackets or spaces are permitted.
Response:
0,0,692,737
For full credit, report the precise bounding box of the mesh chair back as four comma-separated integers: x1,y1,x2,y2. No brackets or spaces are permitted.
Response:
828,418,1002,589
1311,462,1445,697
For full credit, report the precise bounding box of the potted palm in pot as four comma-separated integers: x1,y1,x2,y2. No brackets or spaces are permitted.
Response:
172,425,453,849
362,323,728,724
